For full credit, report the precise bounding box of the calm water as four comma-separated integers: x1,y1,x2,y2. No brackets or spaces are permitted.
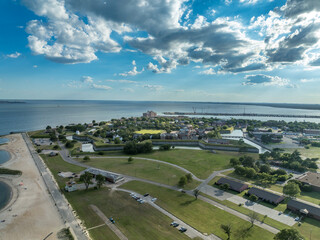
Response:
0,181,12,210
0,150,10,164
0,138,9,144
1,100,320,135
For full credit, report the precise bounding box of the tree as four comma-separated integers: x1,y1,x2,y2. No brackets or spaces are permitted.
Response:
128,157,134,163
114,137,121,144
83,156,90,161
193,189,200,200
220,224,232,240
185,173,193,183
283,182,301,198
80,172,93,190
248,212,260,228
249,194,258,202
238,139,245,145
245,167,256,178
260,164,271,173
178,176,187,187
220,183,230,191
242,156,255,168
274,229,304,240
95,174,105,189
65,141,74,148
230,158,241,167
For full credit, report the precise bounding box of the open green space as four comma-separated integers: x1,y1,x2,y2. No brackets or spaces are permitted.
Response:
122,181,275,240
28,129,50,138
77,157,199,189
66,189,189,240
135,129,165,134
293,217,320,240
284,147,320,159
135,149,258,179
40,154,85,188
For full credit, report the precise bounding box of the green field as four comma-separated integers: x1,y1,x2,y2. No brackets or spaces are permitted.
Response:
135,129,165,134
136,149,258,179
77,157,199,189
40,154,85,188
122,181,275,240
66,189,190,240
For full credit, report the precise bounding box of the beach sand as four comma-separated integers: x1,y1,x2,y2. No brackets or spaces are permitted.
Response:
0,134,64,240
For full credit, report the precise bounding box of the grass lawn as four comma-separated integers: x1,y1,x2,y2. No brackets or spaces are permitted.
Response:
136,149,258,179
40,154,85,188
284,147,320,159
77,157,199,190
134,129,165,134
66,189,189,240
36,144,60,151
121,181,275,240
293,217,320,240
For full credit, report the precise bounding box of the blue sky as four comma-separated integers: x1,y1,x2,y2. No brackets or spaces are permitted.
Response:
1,0,320,103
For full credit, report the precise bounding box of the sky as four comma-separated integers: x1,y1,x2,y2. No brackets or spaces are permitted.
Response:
1,0,320,103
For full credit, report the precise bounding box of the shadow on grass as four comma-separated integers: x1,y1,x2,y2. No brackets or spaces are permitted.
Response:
180,199,196,206
234,226,253,239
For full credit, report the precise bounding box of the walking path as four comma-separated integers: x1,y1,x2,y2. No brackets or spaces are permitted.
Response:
116,188,221,240
90,204,128,240
57,142,280,235
23,134,88,240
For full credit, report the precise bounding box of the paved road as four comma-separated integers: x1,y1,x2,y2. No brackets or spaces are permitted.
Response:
90,205,128,240
116,188,221,240
89,156,204,182
23,134,88,240
58,142,280,235
227,196,296,226
196,168,234,190
199,184,234,201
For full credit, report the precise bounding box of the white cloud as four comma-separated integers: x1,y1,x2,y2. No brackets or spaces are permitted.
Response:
91,83,112,90
242,74,296,87
143,84,164,91
81,76,93,83
199,68,215,75
33,65,38,68
119,61,144,76
300,78,317,83
105,79,136,83
6,52,21,58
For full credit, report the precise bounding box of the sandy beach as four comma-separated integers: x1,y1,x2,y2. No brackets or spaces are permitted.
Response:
0,134,64,240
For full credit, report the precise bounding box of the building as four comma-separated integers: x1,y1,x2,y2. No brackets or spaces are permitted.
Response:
216,177,249,192
207,138,230,145
252,132,283,143
143,111,157,118
84,168,124,183
287,199,320,221
248,187,285,205
303,129,320,136
297,172,320,192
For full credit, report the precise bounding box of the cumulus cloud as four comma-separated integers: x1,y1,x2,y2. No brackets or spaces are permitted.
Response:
81,76,93,83
6,52,21,58
242,74,295,87
20,0,320,74
200,68,215,75
119,60,144,76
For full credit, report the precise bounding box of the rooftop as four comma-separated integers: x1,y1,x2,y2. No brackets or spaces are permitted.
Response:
298,172,320,188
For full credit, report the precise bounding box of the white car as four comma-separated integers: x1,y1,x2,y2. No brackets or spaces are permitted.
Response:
151,198,157,202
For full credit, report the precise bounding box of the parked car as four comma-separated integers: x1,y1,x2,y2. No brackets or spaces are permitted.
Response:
170,221,179,227
109,217,115,224
278,211,282,215
179,227,187,232
295,217,300,221
143,193,149,197
151,198,157,202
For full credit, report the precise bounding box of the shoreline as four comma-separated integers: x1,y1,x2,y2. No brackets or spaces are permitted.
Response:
0,177,18,213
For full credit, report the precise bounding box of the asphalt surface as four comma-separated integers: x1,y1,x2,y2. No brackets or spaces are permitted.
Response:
23,134,88,240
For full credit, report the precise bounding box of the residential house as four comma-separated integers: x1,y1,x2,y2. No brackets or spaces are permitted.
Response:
216,177,249,192
248,187,285,205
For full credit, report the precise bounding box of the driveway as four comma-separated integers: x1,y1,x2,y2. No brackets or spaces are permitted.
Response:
199,184,234,201
227,195,296,226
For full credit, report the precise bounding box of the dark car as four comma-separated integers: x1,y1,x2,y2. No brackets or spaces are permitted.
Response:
179,227,187,232
170,222,179,227
143,193,149,197
109,217,115,224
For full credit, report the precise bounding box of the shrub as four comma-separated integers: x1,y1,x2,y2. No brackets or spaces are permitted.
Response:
249,194,258,202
